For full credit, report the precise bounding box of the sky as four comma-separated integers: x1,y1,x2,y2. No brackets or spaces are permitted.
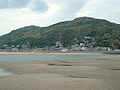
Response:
0,0,120,36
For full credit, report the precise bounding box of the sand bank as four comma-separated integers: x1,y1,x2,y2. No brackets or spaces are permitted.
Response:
0,56,120,90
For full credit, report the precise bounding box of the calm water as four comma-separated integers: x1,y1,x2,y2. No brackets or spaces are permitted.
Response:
0,69,13,76
0,54,119,62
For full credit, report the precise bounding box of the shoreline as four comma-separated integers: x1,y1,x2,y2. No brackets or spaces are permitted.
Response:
0,51,102,55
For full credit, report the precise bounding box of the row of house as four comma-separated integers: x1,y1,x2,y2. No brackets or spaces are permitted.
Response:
70,36,111,51
1,42,30,51
0,36,113,52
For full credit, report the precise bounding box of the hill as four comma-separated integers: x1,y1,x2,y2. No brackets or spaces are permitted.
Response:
0,17,120,49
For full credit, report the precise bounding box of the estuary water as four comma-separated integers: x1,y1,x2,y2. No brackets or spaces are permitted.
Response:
0,69,13,76
0,54,119,62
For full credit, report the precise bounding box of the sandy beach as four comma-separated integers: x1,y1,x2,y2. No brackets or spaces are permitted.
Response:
0,51,102,55
0,56,120,90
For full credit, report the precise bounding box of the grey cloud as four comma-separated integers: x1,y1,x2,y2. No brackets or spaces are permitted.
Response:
0,0,30,9
54,0,86,19
63,0,85,15
0,0,49,13
29,0,48,12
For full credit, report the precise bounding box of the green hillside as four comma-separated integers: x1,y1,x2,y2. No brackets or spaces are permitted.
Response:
0,17,120,49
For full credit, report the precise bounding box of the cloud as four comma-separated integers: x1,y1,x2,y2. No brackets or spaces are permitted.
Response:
77,0,120,22
0,0,30,9
44,0,86,22
58,0,86,17
0,0,49,13
28,0,48,12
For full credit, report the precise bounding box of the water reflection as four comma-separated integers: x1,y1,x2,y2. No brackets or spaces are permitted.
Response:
0,69,13,76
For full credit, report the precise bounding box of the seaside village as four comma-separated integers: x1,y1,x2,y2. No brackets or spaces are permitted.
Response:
0,36,113,52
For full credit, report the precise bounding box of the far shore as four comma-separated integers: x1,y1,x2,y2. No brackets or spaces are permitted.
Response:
0,51,102,55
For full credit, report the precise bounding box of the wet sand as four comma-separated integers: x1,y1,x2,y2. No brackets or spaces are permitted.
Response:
0,56,120,90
